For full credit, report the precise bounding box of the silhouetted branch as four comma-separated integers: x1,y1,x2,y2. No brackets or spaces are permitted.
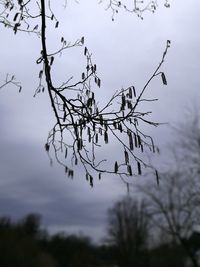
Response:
99,0,170,20
39,0,170,185
0,0,41,34
0,0,171,186
0,74,22,91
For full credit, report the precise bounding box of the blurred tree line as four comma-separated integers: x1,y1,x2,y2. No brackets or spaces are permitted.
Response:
0,213,116,267
1,109,200,267
0,203,199,267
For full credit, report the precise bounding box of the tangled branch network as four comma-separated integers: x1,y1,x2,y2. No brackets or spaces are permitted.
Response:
0,0,170,186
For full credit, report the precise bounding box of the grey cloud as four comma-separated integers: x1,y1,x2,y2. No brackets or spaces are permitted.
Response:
0,131,124,242
0,0,200,243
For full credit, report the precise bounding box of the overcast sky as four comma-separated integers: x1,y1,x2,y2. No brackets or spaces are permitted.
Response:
0,0,200,243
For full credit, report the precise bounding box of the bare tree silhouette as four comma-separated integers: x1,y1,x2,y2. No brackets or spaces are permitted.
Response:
141,171,200,267
139,109,200,267
107,196,150,267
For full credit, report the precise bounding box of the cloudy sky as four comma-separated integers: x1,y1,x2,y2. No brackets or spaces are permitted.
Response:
0,0,200,243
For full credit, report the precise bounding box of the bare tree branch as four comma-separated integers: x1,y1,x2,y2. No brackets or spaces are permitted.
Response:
0,0,171,186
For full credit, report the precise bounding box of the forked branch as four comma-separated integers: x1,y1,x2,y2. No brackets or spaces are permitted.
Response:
37,0,171,186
